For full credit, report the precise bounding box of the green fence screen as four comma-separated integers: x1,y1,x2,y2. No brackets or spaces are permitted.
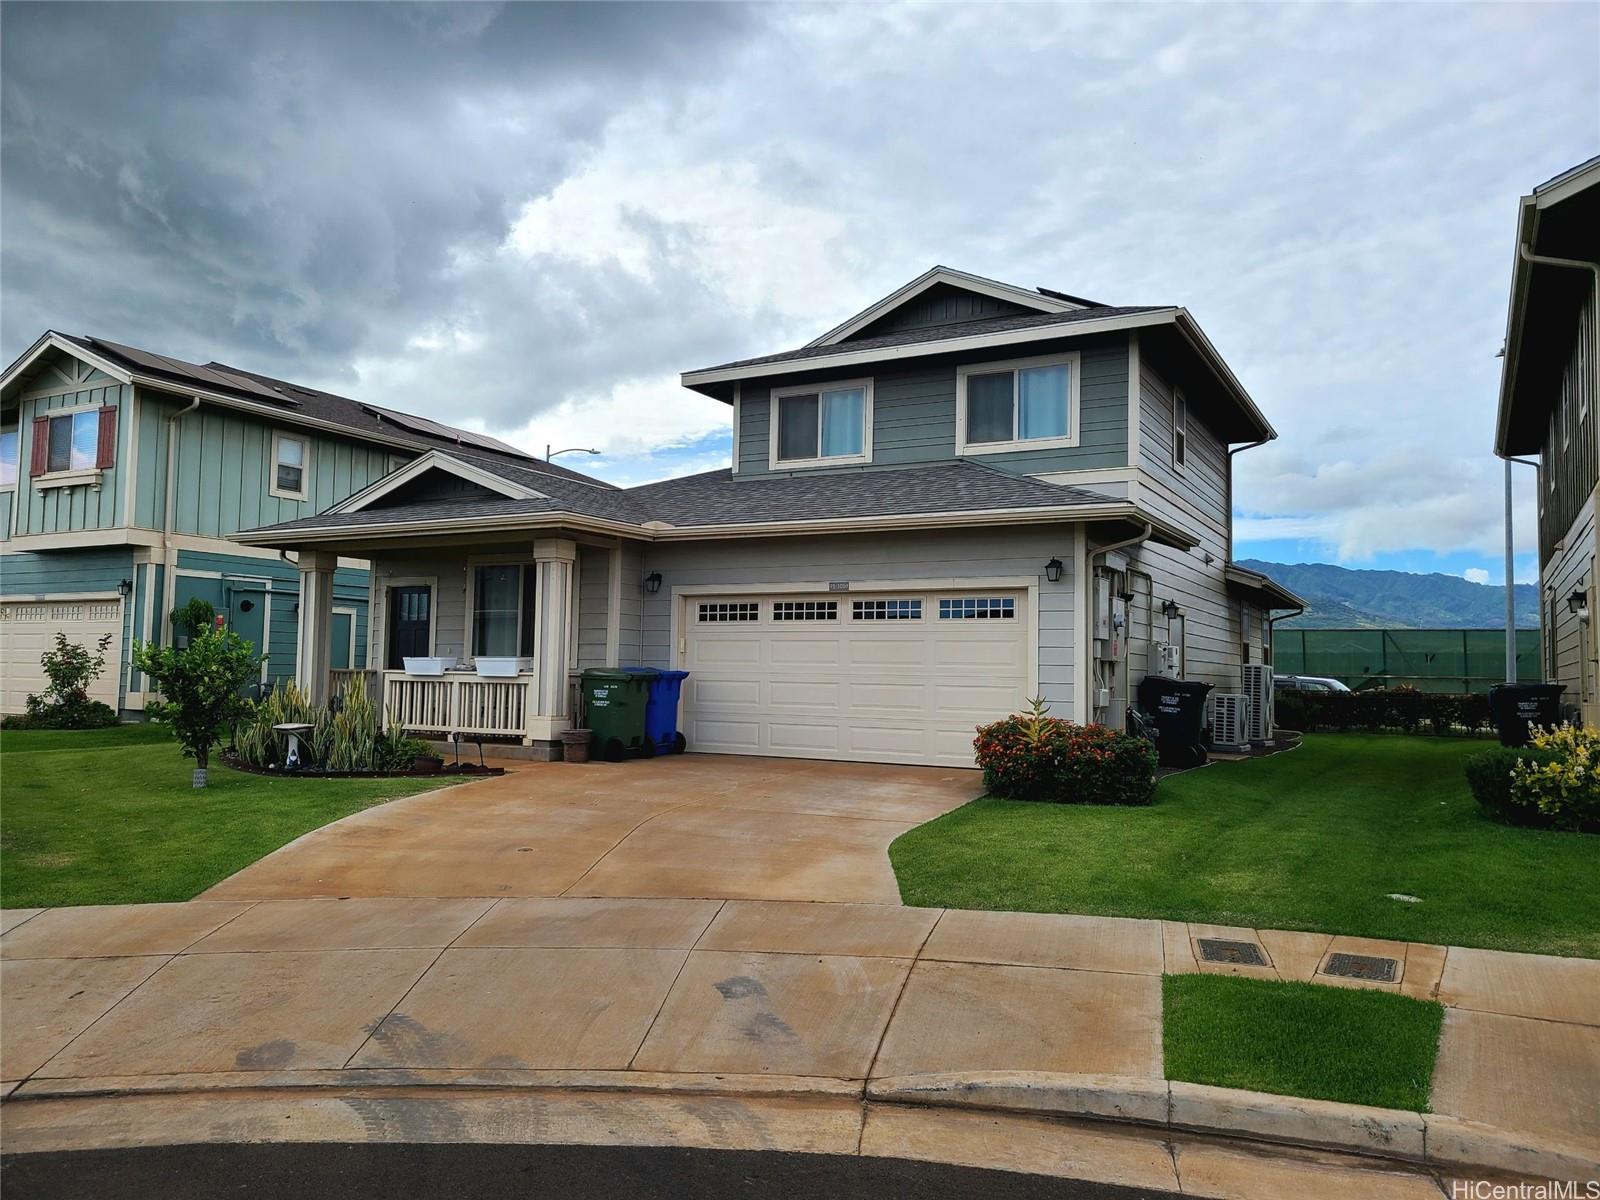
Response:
1271,628,1542,694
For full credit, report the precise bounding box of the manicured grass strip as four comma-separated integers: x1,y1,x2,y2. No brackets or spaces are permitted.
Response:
1,725,453,908
1163,974,1443,1112
890,734,1600,957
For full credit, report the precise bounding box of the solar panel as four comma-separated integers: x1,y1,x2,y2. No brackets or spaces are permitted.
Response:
88,338,297,405
361,403,532,458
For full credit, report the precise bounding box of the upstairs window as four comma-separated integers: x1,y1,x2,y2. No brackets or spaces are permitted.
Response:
40,409,104,473
956,353,1079,454
271,433,309,500
0,429,17,487
771,380,870,466
1172,390,1188,472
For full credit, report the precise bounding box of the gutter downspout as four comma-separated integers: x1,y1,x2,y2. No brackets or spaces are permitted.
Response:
1226,435,1274,561
1085,522,1154,726
160,397,201,644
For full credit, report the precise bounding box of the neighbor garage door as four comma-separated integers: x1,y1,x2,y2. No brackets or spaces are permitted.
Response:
681,589,1030,767
0,598,123,715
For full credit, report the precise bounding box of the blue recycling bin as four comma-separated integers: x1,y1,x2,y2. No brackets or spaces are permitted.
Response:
623,667,691,754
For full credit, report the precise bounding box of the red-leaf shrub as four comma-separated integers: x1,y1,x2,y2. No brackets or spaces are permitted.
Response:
974,699,1158,805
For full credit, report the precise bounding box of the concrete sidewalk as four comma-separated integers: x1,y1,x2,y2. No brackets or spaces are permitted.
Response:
3,896,1596,1184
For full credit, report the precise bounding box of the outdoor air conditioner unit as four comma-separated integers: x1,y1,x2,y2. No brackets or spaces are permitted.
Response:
1211,693,1251,751
1242,663,1274,743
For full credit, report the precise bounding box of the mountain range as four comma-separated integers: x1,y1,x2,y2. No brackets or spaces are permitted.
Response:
1236,560,1539,629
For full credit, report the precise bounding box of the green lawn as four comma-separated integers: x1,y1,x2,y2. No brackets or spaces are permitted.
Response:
891,735,1600,957
1,724,454,908
1163,974,1444,1111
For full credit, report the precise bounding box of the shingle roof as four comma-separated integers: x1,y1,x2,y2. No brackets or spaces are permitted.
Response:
51,332,611,488
689,305,1169,375
626,462,1113,527
242,458,1116,538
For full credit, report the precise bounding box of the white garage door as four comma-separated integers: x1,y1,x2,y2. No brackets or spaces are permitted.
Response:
0,598,123,715
681,589,1030,767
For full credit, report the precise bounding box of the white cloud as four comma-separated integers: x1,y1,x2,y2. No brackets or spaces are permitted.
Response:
1464,567,1490,585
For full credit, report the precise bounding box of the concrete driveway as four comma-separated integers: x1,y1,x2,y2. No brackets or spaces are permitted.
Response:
201,755,980,905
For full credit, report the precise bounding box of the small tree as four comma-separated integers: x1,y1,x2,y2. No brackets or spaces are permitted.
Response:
132,624,262,787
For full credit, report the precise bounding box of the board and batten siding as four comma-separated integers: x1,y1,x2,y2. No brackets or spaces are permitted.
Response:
136,390,396,537
1131,354,1241,694
638,526,1079,715
734,335,1130,479
11,384,134,535
1539,487,1598,725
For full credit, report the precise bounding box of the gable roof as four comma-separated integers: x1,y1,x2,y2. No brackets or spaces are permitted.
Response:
804,265,1086,347
0,330,620,486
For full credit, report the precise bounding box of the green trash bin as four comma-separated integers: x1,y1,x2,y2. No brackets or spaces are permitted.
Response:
580,668,655,761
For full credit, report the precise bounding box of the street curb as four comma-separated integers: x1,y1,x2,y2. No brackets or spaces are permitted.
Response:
866,1072,1599,1181
5,1069,1595,1181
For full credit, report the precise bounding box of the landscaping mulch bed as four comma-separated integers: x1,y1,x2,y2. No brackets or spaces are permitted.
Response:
221,754,504,780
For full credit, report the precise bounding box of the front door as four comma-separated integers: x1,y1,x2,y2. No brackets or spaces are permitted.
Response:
387,586,432,669
226,585,269,693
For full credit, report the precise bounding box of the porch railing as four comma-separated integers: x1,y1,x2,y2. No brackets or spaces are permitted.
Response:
330,669,379,705
380,670,536,740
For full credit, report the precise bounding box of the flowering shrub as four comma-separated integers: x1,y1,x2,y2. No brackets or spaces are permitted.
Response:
1510,724,1600,832
974,697,1158,805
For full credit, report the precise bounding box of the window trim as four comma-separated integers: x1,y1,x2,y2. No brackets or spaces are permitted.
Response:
955,351,1082,456
269,431,311,501
767,377,874,469
37,403,105,478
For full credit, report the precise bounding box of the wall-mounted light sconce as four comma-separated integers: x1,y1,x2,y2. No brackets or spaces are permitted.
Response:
116,578,133,598
1161,599,1181,620
1044,557,1064,583
1568,588,1589,619
644,572,663,595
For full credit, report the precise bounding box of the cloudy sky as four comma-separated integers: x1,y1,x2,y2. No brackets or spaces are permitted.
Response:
3,2,1596,583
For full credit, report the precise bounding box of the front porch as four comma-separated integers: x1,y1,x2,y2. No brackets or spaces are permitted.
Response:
291,534,640,753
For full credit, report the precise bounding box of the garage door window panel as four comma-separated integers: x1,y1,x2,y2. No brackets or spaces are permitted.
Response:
939,597,1015,619
773,601,838,621
852,599,922,620
698,602,760,623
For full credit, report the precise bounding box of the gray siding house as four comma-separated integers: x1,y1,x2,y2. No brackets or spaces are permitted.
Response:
1495,157,1600,727
236,267,1298,766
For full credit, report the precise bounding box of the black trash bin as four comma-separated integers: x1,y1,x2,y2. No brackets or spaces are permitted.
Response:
1136,677,1215,768
1487,682,1566,747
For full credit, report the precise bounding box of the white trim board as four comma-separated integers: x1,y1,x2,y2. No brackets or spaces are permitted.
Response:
805,266,1080,348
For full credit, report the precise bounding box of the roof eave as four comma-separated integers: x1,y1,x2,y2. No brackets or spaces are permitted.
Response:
802,266,1079,349
1224,564,1305,611
235,499,1196,551
1494,194,1542,456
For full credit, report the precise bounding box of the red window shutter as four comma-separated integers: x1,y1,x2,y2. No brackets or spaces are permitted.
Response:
95,406,118,469
29,416,49,475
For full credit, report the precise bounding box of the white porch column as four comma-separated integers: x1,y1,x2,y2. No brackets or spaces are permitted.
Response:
530,537,577,737
294,550,339,706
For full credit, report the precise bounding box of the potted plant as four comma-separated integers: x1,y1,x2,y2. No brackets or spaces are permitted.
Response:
560,727,592,763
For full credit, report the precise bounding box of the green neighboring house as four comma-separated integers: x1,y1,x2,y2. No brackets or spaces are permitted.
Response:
0,332,538,717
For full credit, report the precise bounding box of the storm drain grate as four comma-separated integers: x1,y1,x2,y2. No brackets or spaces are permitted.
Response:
1196,938,1267,966
1322,953,1399,982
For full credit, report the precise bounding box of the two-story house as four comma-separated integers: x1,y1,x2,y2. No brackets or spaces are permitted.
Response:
230,267,1297,766
1494,156,1600,727
0,333,550,717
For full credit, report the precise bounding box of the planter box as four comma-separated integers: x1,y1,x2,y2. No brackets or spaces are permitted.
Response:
475,657,530,678
403,657,450,677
